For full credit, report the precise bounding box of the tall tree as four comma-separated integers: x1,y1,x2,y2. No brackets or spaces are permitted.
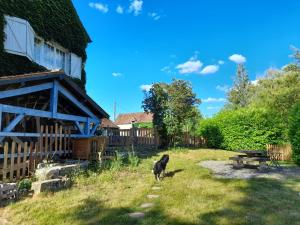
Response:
142,79,200,147
142,83,169,147
228,64,251,108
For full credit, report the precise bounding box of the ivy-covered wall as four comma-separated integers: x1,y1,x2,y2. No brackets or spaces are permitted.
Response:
0,0,90,88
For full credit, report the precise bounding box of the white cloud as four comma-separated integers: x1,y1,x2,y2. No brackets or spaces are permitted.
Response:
89,2,109,13
229,54,246,64
129,0,143,16
202,97,226,103
218,60,225,65
116,5,124,14
216,85,229,92
161,66,171,73
207,106,220,110
148,12,161,20
200,65,219,74
176,59,203,74
140,84,152,91
251,79,259,85
112,72,122,77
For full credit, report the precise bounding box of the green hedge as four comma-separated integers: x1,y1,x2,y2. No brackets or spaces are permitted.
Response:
0,0,88,88
198,108,288,150
289,102,300,165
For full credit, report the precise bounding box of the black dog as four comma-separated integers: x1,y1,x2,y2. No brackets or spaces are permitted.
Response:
153,154,169,181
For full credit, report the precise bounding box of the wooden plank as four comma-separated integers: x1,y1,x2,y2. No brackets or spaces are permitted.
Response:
64,128,67,156
49,126,53,159
59,125,63,156
39,125,44,161
3,142,8,182
29,142,34,173
54,123,58,156
68,127,71,155
34,143,38,170
16,143,22,179
45,125,49,160
10,141,16,181
22,142,28,178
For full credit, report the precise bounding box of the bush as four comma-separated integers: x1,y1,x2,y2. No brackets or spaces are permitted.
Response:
110,151,124,171
128,151,140,168
289,102,300,165
198,121,223,148
198,107,288,151
17,179,32,192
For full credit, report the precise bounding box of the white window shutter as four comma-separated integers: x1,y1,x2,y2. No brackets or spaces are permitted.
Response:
70,53,82,79
26,22,35,60
4,16,27,57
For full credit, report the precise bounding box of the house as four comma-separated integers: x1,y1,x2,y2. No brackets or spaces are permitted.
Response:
115,112,153,130
0,1,109,142
0,0,90,89
99,118,119,136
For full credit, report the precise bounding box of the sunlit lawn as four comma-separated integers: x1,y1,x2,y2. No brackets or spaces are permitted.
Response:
2,149,300,225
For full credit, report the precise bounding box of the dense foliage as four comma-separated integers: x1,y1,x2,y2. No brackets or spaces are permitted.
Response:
143,79,201,147
289,102,300,165
198,108,287,150
0,0,89,87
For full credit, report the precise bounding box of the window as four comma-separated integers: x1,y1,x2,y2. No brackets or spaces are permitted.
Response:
55,48,65,70
34,38,43,64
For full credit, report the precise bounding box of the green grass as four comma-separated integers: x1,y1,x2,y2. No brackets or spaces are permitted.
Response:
2,149,300,225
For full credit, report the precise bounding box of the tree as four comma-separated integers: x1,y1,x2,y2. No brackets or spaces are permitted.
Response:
227,64,251,108
142,83,169,147
289,101,300,165
142,79,201,147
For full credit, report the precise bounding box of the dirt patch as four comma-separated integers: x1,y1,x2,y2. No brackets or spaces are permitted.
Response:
200,160,300,179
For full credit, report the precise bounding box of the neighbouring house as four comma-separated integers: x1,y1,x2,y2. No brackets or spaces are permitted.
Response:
0,0,91,89
99,118,119,136
115,112,153,130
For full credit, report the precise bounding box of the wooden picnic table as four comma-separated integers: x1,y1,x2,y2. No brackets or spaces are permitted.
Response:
229,150,270,170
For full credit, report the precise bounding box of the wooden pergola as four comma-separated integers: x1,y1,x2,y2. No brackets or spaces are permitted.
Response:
0,71,109,143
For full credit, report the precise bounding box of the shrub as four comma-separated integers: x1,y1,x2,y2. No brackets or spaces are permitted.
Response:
128,151,140,168
289,102,300,165
198,107,288,151
17,179,32,191
110,151,124,171
198,121,223,148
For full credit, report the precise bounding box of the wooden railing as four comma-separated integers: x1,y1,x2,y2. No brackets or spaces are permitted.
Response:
0,124,73,182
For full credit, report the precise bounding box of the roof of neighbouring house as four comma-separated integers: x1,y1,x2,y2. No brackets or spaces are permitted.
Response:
100,118,119,129
115,112,153,125
0,71,109,119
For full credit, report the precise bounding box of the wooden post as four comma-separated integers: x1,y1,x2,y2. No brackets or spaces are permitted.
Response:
68,127,71,156
3,142,8,182
16,143,22,180
54,123,58,157
10,141,16,181
34,143,38,170
29,142,34,173
45,125,49,160
39,125,44,161
64,128,67,157
49,126,53,157
22,142,28,178
59,125,63,156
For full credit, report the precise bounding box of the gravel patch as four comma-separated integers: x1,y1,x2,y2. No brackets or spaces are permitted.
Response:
200,160,300,179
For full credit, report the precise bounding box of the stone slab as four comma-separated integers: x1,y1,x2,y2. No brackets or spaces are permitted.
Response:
140,203,154,208
147,194,159,199
32,178,71,194
128,212,145,219
151,186,161,190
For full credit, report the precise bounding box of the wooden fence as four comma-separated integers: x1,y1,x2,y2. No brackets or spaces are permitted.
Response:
108,128,159,148
266,144,292,161
182,133,206,148
0,124,73,182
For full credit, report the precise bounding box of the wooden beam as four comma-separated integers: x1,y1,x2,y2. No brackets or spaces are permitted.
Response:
50,81,58,116
0,82,53,99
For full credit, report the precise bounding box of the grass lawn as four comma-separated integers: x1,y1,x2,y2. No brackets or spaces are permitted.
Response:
2,149,300,225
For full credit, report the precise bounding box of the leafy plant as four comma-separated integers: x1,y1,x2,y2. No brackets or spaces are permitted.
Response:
110,151,124,171
128,151,140,168
289,101,300,165
17,179,32,191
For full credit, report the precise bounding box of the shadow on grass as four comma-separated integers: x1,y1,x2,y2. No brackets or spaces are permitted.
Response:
63,197,193,225
165,169,184,178
197,178,300,225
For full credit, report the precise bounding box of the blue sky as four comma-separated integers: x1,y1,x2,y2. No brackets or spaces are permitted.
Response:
72,0,300,119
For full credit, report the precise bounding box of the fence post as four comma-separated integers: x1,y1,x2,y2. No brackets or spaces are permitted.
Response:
10,141,16,181
3,142,8,182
